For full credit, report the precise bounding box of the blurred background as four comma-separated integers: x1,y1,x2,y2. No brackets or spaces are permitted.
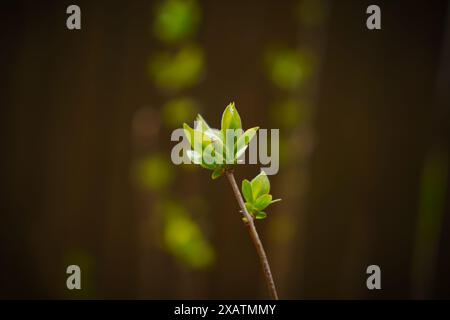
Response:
1,0,450,299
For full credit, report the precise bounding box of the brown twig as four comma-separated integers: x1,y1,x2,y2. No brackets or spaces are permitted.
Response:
225,170,279,300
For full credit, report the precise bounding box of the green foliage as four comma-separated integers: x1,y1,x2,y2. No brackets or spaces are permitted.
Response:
178,102,281,222
136,154,174,191
162,201,215,269
153,0,201,44
251,171,270,199
264,48,313,91
241,171,281,219
149,45,204,91
236,127,258,159
221,102,242,135
242,179,253,202
162,98,199,129
181,103,258,176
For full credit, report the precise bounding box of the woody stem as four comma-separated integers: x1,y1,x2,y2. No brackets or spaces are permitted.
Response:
225,170,279,300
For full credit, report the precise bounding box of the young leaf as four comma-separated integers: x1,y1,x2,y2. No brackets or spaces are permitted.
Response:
183,123,211,150
242,179,253,203
202,140,225,166
195,114,210,131
204,128,224,144
183,123,195,148
270,198,282,205
236,127,259,149
221,102,242,134
254,194,272,211
255,211,267,220
211,168,223,179
235,126,259,160
251,171,270,199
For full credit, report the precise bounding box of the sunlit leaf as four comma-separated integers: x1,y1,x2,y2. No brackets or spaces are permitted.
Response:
221,102,242,134
236,126,258,159
162,201,215,269
254,194,272,211
264,48,313,90
251,171,270,199
242,179,253,203
194,114,210,131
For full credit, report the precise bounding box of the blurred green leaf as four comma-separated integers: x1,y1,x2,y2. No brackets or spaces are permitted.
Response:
163,98,198,129
183,123,195,147
179,104,259,171
136,154,173,191
236,127,259,159
264,48,313,90
162,201,215,269
149,45,204,91
153,0,201,44
183,122,213,150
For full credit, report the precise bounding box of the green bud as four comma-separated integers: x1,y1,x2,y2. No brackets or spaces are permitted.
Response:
221,102,242,134
195,114,210,132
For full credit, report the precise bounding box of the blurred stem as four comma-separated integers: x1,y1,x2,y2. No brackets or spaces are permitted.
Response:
225,170,279,300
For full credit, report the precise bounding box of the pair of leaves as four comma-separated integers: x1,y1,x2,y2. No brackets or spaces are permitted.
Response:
183,103,258,179
242,171,281,219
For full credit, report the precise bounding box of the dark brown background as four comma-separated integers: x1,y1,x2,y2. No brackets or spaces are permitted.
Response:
1,0,449,299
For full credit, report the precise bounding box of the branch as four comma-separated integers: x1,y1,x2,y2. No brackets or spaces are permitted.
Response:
225,170,279,300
